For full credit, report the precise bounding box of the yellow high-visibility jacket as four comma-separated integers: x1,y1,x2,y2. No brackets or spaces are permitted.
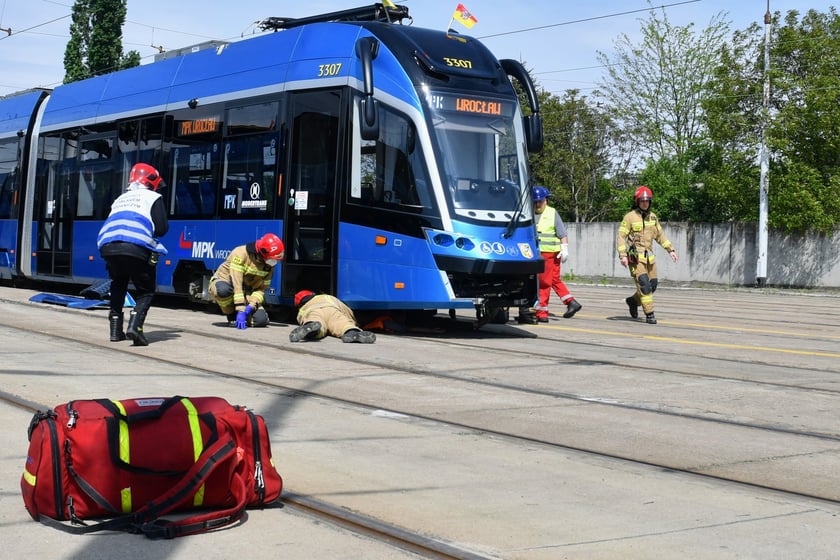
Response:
616,208,673,264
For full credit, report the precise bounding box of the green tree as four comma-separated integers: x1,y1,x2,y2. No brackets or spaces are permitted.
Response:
704,8,840,231
596,5,730,164
529,90,619,222
64,0,140,84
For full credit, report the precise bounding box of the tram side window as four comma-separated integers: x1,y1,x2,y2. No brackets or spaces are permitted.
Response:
0,139,19,219
290,111,335,206
34,136,59,221
32,133,79,260
118,118,166,193
354,107,433,213
221,132,278,218
168,109,223,218
170,143,218,218
138,117,165,164
227,102,278,136
40,133,80,223
76,136,116,220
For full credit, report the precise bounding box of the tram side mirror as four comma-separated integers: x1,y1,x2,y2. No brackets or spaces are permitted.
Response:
356,37,380,140
499,58,544,154
524,113,543,153
360,98,379,141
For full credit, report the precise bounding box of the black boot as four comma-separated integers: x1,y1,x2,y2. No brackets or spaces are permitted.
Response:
126,310,149,346
645,312,657,324
626,296,639,319
289,321,322,342
251,308,270,327
341,329,376,343
563,299,582,318
517,306,537,324
109,312,126,342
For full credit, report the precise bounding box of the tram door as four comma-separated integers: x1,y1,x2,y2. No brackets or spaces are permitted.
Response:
35,151,75,277
282,90,343,296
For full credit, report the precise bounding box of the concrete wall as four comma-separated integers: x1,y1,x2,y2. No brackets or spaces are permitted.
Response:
565,222,840,289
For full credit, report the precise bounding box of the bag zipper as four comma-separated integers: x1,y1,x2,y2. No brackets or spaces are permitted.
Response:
246,409,266,504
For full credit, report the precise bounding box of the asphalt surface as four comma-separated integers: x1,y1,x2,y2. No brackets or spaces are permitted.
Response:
1,282,839,559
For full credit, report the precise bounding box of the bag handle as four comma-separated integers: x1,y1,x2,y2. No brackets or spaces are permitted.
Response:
96,395,187,422
38,433,241,537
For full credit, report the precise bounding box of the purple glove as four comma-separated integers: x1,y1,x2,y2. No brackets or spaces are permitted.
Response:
235,311,248,330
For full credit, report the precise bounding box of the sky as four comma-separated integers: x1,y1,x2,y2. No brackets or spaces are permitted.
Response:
0,0,836,98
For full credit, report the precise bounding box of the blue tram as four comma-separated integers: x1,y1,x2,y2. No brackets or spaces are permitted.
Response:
0,3,543,323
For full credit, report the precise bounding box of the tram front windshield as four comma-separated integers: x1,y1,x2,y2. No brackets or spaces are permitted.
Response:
428,93,533,224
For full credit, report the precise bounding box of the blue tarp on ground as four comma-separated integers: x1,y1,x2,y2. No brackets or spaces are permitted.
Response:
29,292,135,309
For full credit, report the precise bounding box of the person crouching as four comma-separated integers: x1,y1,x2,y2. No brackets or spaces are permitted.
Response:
209,233,284,329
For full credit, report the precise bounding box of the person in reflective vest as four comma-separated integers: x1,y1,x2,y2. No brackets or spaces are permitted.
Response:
530,185,582,322
616,186,678,324
209,233,284,329
97,163,168,346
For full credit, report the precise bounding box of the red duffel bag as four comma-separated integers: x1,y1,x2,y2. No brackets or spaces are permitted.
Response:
21,396,282,538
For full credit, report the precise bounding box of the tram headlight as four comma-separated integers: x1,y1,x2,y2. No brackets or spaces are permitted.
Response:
432,233,474,252
455,237,474,251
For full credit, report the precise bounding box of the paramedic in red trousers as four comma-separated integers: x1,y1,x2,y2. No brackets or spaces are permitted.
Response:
531,185,582,322
208,233,284,329
616,185,678,324
97,163,168,346
289,291,376,343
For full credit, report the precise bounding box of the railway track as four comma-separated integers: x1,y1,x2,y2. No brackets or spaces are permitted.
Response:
3,284,840,558
1,390,491,560
2,295,839,504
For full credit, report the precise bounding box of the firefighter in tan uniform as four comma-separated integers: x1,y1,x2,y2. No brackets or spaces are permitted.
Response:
289,291,376,343
209,233,284,329
616,186,678,324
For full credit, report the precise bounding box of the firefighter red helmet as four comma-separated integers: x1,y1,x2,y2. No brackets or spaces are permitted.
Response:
255,233,284,260
634,185,653,203
129,163,164,191
294,290,315,307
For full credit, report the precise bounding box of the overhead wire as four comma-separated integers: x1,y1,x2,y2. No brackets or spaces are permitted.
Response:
1,0,837,102
0,13,70,41
477,0,701,40
475,1,704,97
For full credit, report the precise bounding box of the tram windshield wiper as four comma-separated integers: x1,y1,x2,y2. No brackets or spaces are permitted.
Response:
503,166,531,239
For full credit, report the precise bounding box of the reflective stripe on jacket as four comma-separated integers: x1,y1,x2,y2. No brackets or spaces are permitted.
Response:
616,208,673,264
536,206,563,253
97,188,167,254
212,245,273,310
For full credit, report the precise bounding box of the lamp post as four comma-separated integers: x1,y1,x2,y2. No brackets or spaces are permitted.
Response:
756,0,771,288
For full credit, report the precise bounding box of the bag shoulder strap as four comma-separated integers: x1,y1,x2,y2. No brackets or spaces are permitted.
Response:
140,469,249,539
38,434,244,538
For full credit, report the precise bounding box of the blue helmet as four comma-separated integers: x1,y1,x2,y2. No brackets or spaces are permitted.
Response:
532,185,550,202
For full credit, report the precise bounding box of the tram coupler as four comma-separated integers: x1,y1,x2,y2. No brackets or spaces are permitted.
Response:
474,303,508,329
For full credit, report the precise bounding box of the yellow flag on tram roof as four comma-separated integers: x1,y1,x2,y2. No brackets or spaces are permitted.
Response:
452,3,478,29
382,0,397,8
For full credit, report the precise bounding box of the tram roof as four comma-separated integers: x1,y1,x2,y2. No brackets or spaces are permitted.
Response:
40,23,358,131
38,10,508,132
0,89,48,139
